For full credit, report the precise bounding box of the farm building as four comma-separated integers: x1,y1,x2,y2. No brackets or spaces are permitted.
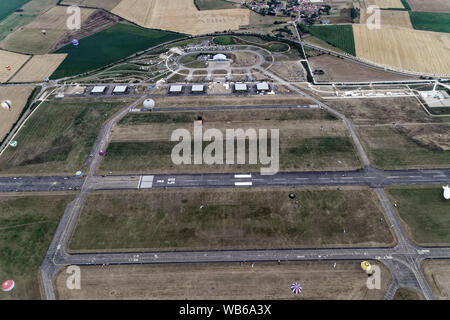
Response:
112,85,128,94
256,82,270,92
91,86,107,95
191,84,205,93
169,85,183,94
234,83,248,92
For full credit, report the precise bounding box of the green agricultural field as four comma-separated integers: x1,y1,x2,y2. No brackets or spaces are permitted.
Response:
0,99,131,176
409,12,450,33
194,0,238,10
386,186,450,246
0,0,30,22
213,35,236,45
0,13,36,41
69,187,394,251
306,25,356,56
51,23,186,79
357,126,450,170
401,0,411,10
0,193,75,299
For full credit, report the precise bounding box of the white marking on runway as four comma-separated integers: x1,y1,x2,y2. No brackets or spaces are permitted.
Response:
140,175,154,189
235,174,252,178
235,182,252,186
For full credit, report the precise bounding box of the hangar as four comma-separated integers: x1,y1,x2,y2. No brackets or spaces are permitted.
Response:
256,82,270,92
191,84,205,93
91,86,107,94
113,85,128,94
234,83,248,92
169,85,183,94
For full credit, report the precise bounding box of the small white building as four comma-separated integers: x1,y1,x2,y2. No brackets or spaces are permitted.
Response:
191,84,205,93
112,85,128,94
256,82,270,92
91,86,107,94
212,53,227,61
169,85,183,93
234,83,248,92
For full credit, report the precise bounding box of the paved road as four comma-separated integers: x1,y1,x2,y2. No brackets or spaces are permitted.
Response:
1,167,448,192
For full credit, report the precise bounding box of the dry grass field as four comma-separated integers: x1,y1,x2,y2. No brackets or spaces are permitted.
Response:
0,49,30,83
364,0,404,8
101,107,363,174
408,0,450,13
308,53,417,82
68,187,395,252
25,5,95,30
353,24,450,76
111,0,250,35
0,29,66,55
149,94,312,108
0,86,35,141
421,260,450,300
9,54,67,82
55,261,390,300
359,9,412,28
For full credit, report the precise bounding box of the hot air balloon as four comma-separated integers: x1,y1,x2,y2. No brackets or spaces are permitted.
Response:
99,150,106,156
1,280,14,292
361,261,372,272
290,282,302,295
443,185,450,200
9,140,17,148
72,39,79,47
143,98,155,110
1,100,12,111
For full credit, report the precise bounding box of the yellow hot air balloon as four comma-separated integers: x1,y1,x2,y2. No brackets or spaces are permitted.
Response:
361,261,372,272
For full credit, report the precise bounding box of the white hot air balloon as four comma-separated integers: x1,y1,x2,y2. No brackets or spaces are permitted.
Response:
443,185,450,200
143,98,155,110
1,100,12,111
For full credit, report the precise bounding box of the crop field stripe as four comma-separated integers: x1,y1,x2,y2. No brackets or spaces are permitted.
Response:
409,11,450,33
306,25,356,56
194,0,237,10
0,0,31,22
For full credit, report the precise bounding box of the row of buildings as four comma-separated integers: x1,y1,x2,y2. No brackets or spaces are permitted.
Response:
168,82,272,94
